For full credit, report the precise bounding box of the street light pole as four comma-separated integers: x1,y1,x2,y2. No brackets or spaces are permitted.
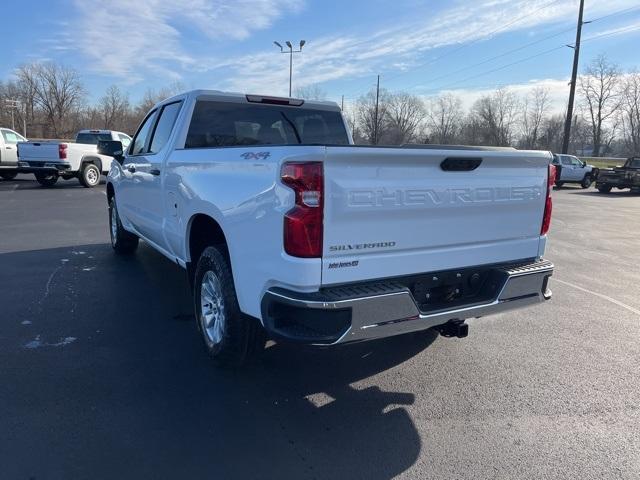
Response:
274,40,306,97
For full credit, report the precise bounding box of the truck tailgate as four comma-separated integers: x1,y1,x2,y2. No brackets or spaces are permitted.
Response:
18,142,61,160
322,147,550,285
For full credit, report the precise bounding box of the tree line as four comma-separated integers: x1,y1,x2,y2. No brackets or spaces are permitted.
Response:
1,54,639,156
0,63,183,140
337,55,639,157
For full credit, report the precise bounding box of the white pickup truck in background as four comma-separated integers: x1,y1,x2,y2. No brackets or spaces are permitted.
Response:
17,129,132,187
102,90,555,367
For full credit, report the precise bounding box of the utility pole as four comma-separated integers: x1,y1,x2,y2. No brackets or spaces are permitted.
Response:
5,99,20,131
373,75,380,145
562,0,590,154
273,40,306,97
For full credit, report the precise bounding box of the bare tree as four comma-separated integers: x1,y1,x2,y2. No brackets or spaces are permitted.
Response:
579,54,622,157
425,93,463,144
355,88,390,144
471,88,520,146
29,63,85,137
14,63,40,135
620,71,640,155
521,87,550,149
98,85,130,130
294,84,327,101
538,114,565,153
385,92,425,144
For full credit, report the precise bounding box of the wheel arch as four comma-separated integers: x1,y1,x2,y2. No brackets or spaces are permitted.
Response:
106,182,115,203
186,213,230,286
81,155,103,173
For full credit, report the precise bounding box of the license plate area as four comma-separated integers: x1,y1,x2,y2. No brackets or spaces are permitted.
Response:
403,266,506,314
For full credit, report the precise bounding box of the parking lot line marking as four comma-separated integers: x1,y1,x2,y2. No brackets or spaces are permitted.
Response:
554,278,640,317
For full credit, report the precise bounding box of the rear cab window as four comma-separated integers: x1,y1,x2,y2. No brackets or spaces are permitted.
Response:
76,132,114,145
184,100,349,148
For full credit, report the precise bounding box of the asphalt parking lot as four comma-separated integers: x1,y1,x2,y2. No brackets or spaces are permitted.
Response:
1,175,639,480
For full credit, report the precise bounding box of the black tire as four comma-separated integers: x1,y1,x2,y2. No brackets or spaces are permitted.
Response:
79,163,101,188
555,181,564,188
580,175,593,189
35,172,59,187
597,185,612,193
108,197,139,254
194,246,266,367
0,172,17,180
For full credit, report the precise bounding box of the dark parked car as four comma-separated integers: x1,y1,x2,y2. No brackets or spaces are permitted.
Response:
595,157,640,193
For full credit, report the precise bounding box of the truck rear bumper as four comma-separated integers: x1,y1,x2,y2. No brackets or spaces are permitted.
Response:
18,161,72,174
261,259,553,345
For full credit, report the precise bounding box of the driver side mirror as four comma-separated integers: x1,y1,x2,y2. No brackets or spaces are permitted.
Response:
97,140,124,163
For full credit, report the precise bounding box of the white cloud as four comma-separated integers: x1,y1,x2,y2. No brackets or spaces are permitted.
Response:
434,78,571,113
60,0,304,82
217,0,640,96
49,0,640,94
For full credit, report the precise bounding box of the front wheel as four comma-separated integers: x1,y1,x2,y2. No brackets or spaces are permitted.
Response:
581,175,593,189
79,163,101,188
597,185,612,193
35,172,58,187
0,172,17,181
109,197,139,254
194,246,266,367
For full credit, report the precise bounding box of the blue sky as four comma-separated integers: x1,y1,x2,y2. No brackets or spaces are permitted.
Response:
3,0,640,110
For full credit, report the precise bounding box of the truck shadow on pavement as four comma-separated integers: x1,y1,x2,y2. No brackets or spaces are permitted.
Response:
0,177,108,191
1,242,435,479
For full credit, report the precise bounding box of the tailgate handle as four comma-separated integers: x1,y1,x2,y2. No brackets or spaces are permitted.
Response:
441,157,482,172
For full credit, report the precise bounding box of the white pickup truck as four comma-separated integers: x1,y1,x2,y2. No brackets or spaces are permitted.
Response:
17,129,131,187
102,90,555,367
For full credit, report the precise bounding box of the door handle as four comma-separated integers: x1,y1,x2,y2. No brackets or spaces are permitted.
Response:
6,146,13,150
149,169,161,176
126,165,136,173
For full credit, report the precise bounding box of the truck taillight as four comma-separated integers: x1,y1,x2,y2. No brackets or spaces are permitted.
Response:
541,163,555,235
59,143,68,160
281,162,323,258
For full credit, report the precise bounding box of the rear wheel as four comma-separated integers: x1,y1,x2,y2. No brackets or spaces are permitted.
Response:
0,172,17,180
35,172,58,187
194,246,266,367
109,197,138,254
580,175,593,189
597,185,612,193
79,163,101,188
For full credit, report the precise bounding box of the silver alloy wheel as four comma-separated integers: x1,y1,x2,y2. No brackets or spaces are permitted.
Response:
110,204,118,245
86,166,99,185
200,270,226,345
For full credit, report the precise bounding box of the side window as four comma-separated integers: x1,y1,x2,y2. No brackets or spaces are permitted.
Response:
560,156,572,165
551,155,560,165
2,130,20,144
118,134,131,149
570,156,582,166
149,101,182,154
130,110,157,155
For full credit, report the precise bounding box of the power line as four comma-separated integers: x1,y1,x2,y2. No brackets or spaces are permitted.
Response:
341,3,640,101
399,25,576,94
341,0,562,99
417,45,567,94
